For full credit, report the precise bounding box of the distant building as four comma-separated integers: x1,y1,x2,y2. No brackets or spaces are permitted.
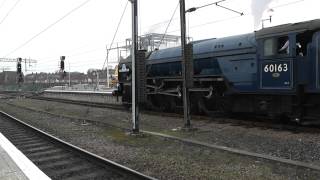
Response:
24,72,87,84
5,66,118,87
0,71,18,85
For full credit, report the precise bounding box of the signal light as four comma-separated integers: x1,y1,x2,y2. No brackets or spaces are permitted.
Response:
17,58,22,74
60,56,65,71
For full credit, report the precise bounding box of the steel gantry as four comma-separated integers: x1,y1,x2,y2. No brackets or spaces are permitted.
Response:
0,58,37,72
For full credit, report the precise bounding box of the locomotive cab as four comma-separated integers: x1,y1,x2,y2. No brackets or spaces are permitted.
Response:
256,19,320,121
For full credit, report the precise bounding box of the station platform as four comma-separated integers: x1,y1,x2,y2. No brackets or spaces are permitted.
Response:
0,133,50,180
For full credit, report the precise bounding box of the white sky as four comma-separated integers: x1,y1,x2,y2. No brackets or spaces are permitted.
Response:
0,0,318,74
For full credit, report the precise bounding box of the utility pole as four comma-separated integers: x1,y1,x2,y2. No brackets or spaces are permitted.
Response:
179,0,243,129
180,0,191,128
96,70,100,90
68,60,71,87
130,0,139,133
106,49,110,88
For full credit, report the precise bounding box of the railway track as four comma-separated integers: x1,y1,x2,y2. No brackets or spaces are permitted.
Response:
0,91,33,99
30,96,126,110
2,90,320,134
3,100,320,175
27,95,320,134
0,111,155,180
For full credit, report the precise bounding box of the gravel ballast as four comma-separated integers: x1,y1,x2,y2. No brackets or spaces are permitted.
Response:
1,98,320,179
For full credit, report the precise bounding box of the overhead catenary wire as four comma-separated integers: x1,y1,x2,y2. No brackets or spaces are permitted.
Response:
4,0,92,57
156,1,180,50
7,0,310,74
186,0,244,15
195,0,226,10
37,39,128,64
101,0,128,70
167,14,244,34
16,13,246,73
271,0,305,9
0,0,21,26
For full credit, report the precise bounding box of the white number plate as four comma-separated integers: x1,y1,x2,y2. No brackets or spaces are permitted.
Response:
263,63,288,73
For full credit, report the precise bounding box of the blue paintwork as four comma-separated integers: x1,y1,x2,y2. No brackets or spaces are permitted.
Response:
307,32,320,93
260,60,292,89
147,33,258,92
148,33,256,60
146,24,320,95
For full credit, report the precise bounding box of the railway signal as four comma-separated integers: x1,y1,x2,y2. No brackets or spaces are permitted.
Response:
60,56,65,71
16,58,23,83
17,58,22,74
60,56,66,78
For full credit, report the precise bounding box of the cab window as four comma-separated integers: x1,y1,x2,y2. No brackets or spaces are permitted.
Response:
264,38,276,56
277,36,289,55
263,36,289,56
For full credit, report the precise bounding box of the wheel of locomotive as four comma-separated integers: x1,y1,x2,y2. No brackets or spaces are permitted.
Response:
197,96,210,115
190,92,204,114
148,94,159,111
148,94,175,112
197,92,231,117
158,95,176,112
215,95,232,116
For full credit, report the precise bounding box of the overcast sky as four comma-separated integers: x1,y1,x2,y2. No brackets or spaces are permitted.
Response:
0,0,318,74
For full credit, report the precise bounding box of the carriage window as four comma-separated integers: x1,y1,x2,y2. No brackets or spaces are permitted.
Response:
264,38,276,56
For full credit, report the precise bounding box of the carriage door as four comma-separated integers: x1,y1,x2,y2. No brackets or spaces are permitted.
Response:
260,36,293,89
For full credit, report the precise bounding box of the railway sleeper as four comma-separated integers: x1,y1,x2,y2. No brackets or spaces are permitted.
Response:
63,169,118,180
41,159,85,171
49,165,100,179
33,154,74,166
27,149,65,159
22,146,56,154
12,139,44,146
16,142,49,149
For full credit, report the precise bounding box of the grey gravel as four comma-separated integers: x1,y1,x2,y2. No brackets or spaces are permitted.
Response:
1,98,320,179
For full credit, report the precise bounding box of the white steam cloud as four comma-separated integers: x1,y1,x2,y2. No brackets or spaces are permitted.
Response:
251,0,275,29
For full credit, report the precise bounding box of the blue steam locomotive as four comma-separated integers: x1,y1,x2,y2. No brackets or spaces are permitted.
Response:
118,19,320,123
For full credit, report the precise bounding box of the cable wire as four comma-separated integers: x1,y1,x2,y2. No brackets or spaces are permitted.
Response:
101,0,128,70
196,0,226,10
156,1,180,50
271,0,305,9
0,0,21,26
4,0,92,57
167,14,244,34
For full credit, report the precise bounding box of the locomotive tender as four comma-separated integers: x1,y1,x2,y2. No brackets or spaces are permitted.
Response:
117,19,320,122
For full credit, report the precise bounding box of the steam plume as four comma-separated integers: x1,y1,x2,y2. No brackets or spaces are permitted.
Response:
251,0,274,29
